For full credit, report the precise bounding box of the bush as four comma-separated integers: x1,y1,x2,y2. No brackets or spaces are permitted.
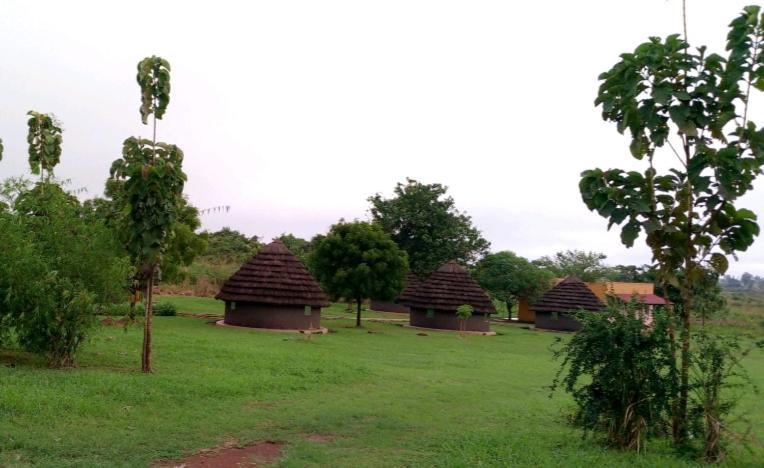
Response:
551,304,677,451
101,302,144,317
0,183,131,367
153,301,177,316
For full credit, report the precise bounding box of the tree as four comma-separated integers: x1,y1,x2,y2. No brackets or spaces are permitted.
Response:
1,184,130,367
26,111,63,184
369,178,490,277
201,227,261,264
579,6,764,442
310,220,408,326
472,251,552,319
533,250,614,282
276,233,313,265
456,304,473,337
0,137,4,161
110,56,186,373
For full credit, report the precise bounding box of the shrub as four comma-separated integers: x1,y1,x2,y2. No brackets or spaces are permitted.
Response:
551,304,677,451
153,301,177,317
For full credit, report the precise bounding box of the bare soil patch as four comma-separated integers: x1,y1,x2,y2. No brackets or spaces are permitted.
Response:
153,440,283,467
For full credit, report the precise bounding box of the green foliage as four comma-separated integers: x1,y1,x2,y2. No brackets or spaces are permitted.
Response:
137,56,171,124
552,305,678,451
369,178,490,277
533,250,614,282
473,251,553,315
152,301,177,317
201,227,260,264
0,136,4,161
688,331,762,463
456,304,474,320
277,233,313,265
310,220,408,326
0,183,131,366
110,137,187,271
26,111,62,179
581,7,764,281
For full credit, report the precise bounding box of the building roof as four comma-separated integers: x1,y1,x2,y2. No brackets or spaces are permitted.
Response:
532,276,605,313
395,272,423,304
398,261,496,314
615,293,667,305
215,240,330,307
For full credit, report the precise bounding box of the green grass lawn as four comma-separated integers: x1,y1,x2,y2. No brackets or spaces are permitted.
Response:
1,299,762,467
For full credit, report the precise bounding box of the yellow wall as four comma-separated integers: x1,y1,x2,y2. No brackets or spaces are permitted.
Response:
518,297,534,323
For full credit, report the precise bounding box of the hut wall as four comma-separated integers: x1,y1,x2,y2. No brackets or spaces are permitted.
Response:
409,307,491,332
370,300,409,314
517,297,534,323
224,302,321,330
534,311,581,332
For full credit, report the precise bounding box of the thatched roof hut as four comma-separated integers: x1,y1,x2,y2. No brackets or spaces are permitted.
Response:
399,261,496,332
532,276,605,331
216,239,329,330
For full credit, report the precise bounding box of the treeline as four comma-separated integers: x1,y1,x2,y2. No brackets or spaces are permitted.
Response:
720,272,764,292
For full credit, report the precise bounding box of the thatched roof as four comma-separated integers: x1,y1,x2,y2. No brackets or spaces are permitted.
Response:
398,261,496,313
532,276,605,313
395,272,423,304
216,240,330,307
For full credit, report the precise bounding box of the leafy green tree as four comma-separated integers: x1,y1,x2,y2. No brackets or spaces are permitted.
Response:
0,137,4,161
369,178,490,277
1,184,130,367
456,304,473,336
26,111,63,184
277,233,313,265
472,251,552,319
110,56,186,372
579,6,764,442
201,227,261,264
533,250,614,282
310,220,408,326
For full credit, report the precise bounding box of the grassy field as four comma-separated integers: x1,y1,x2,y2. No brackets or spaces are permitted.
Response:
0,297,762,467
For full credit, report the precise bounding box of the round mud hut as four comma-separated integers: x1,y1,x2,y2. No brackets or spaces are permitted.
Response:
531,276,605,332
399,261,496,332
370,273,422,313
215,240,330,331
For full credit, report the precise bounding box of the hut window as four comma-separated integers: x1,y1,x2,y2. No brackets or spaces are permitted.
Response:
551,312,558,320
304,305,312,316
426,308,435,318
230,302,236,311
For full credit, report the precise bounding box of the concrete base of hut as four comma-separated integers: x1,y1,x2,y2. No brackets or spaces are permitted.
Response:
533,311,582,332
403,324,496,336
409,308,492,333
224,302,322,330
216,320,328,335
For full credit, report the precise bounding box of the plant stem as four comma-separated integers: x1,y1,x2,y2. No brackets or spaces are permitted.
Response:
142,270,154,373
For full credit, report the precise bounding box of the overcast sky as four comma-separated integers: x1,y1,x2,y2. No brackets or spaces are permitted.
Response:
1,0,763,276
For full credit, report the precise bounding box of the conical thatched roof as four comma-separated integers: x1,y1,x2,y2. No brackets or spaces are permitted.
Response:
395,272,423,304
398,261,496,313
216,240,330,307
532,276,605,313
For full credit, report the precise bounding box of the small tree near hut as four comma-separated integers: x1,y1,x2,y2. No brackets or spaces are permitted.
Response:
110,56,186,372
456,304,473,337
310,220,408,327
579,6,764,446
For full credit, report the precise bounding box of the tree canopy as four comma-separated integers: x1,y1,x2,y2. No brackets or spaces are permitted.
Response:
533,250,614,282
369,178,489,277
472,251,553,316
309,220,408,326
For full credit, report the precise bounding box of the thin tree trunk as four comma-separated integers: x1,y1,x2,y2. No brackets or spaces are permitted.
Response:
676,281,692,443
142,270,154,373
356,298,362,327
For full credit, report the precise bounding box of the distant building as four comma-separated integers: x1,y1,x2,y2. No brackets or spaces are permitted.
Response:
215,240,329,330
399,261,496,332
370,272,422,313
531,276,606,331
